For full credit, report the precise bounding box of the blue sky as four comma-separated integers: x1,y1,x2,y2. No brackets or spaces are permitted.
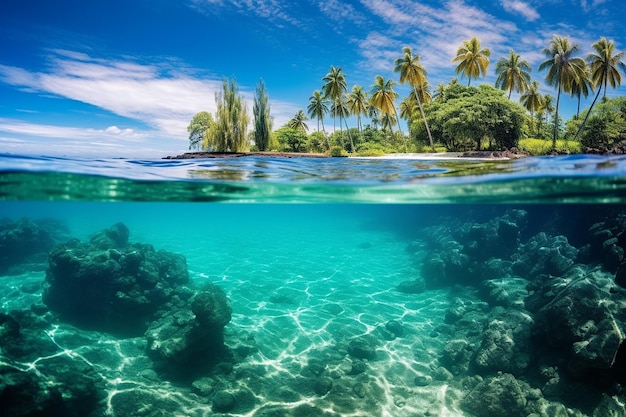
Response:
1,0,624,157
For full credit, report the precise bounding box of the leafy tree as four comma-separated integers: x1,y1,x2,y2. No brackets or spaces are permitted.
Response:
414,84,525,151
253,79,272,151
322,66,348,132
575,37,626,138
495,50,531,99
275,127,308,152
346,85,368,142
538,35,587,147
208,78,250,152
452,37,491,86
307,90,330,150
369,75,400,133
187,111,214,150
394,46,435,150
569,69,593,118
580,96,626,149
520,81,545,136
287,110,309,133
307,131,327,153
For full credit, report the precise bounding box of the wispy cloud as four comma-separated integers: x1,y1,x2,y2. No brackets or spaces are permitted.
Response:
500,0,539,22
0,50,301,153
190,0,303,27
0,51,219,138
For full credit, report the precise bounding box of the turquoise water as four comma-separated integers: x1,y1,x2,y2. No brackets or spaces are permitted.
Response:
1,154,626,417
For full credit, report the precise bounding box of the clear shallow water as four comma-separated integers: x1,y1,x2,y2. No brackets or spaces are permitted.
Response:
1,154,626,417
2,153,626,202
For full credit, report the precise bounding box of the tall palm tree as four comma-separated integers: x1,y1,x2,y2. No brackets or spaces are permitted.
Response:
322,66,348,132
307,90,330,149
495,50,531,99
569,69,593,118
380,113,397,132
399,96,417,122
520,81,545,136
331,98,351,149
367,105,381,129
452,37,491,86
538,35,587,147
369,75,400,133
575,37,626,138
287,110,309,134
347,85,368,147
394,46,434,150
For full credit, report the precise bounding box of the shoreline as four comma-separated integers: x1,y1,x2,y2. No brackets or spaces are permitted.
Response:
163,149,530,160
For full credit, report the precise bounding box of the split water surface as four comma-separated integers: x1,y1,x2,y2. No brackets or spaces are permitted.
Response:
1,153,626,417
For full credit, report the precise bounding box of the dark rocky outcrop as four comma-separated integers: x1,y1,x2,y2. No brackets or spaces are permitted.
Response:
145,284,233,378
0,218,70,275
43,223,189,336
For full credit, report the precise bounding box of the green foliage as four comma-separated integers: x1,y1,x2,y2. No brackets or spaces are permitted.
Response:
253,79,272,151
413,83,526,151
307,131,327,153
518,138,581,155
275,127,308,152
187,111,214,150
206,78,250,152
329,145,348,157
579,98,626,149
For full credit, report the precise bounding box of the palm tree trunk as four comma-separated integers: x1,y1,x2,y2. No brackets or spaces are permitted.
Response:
343,116,354,153
573,85,602,141
414,88,435,151
552,86,561,149
321,118,330,150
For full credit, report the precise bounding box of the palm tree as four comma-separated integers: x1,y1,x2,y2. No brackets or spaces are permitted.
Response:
308,90,330,149
452,37,491,86
538,35,587,147
433,83,447,102
369,75,400,133
520,81,545,136
287,110,309,134
330,98,350,149
380,113,397,132
575,37,626,138
347,85,368,148
399,96,417,124
394,46,434,150
495,50,531,99
569,69,593,118
367,105,381,129
322,66,348,132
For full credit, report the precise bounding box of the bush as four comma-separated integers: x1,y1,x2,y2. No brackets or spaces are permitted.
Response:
329,146,348,157
518,138,581,155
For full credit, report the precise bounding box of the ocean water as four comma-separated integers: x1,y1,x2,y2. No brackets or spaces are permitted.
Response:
1,153,626,417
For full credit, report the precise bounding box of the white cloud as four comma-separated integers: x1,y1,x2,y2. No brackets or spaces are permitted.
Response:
501,0,539,22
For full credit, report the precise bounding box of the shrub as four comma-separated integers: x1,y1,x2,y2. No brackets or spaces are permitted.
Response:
518,138,581,155
329,145,348,157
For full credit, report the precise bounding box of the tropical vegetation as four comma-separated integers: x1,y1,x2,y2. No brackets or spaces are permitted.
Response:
188,35,626,156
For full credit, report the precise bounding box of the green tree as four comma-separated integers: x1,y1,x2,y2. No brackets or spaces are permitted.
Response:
520,81,545,136
208,78,250,152
580,97,626,149
575,37,626,138
414,84,525,151
187,111,214,150
307,90,330,150
275,127,308,152
346,85,368,143
287,110,309,134
538,35,587,147
322,66,348,132
253,79,272,151
369,75,400,133
394,46,434,150
495,50,531,99
452,37,491,86
569,69,593,118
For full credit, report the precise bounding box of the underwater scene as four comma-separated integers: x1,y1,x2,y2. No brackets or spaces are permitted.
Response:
2,154,626,417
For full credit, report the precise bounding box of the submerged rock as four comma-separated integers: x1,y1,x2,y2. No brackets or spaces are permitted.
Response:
0,217,70,275
532,270,626,377
43,223,189,335
461,373,539,417
145,284,232,377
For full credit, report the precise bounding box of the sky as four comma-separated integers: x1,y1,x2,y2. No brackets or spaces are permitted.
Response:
0,0,624,157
